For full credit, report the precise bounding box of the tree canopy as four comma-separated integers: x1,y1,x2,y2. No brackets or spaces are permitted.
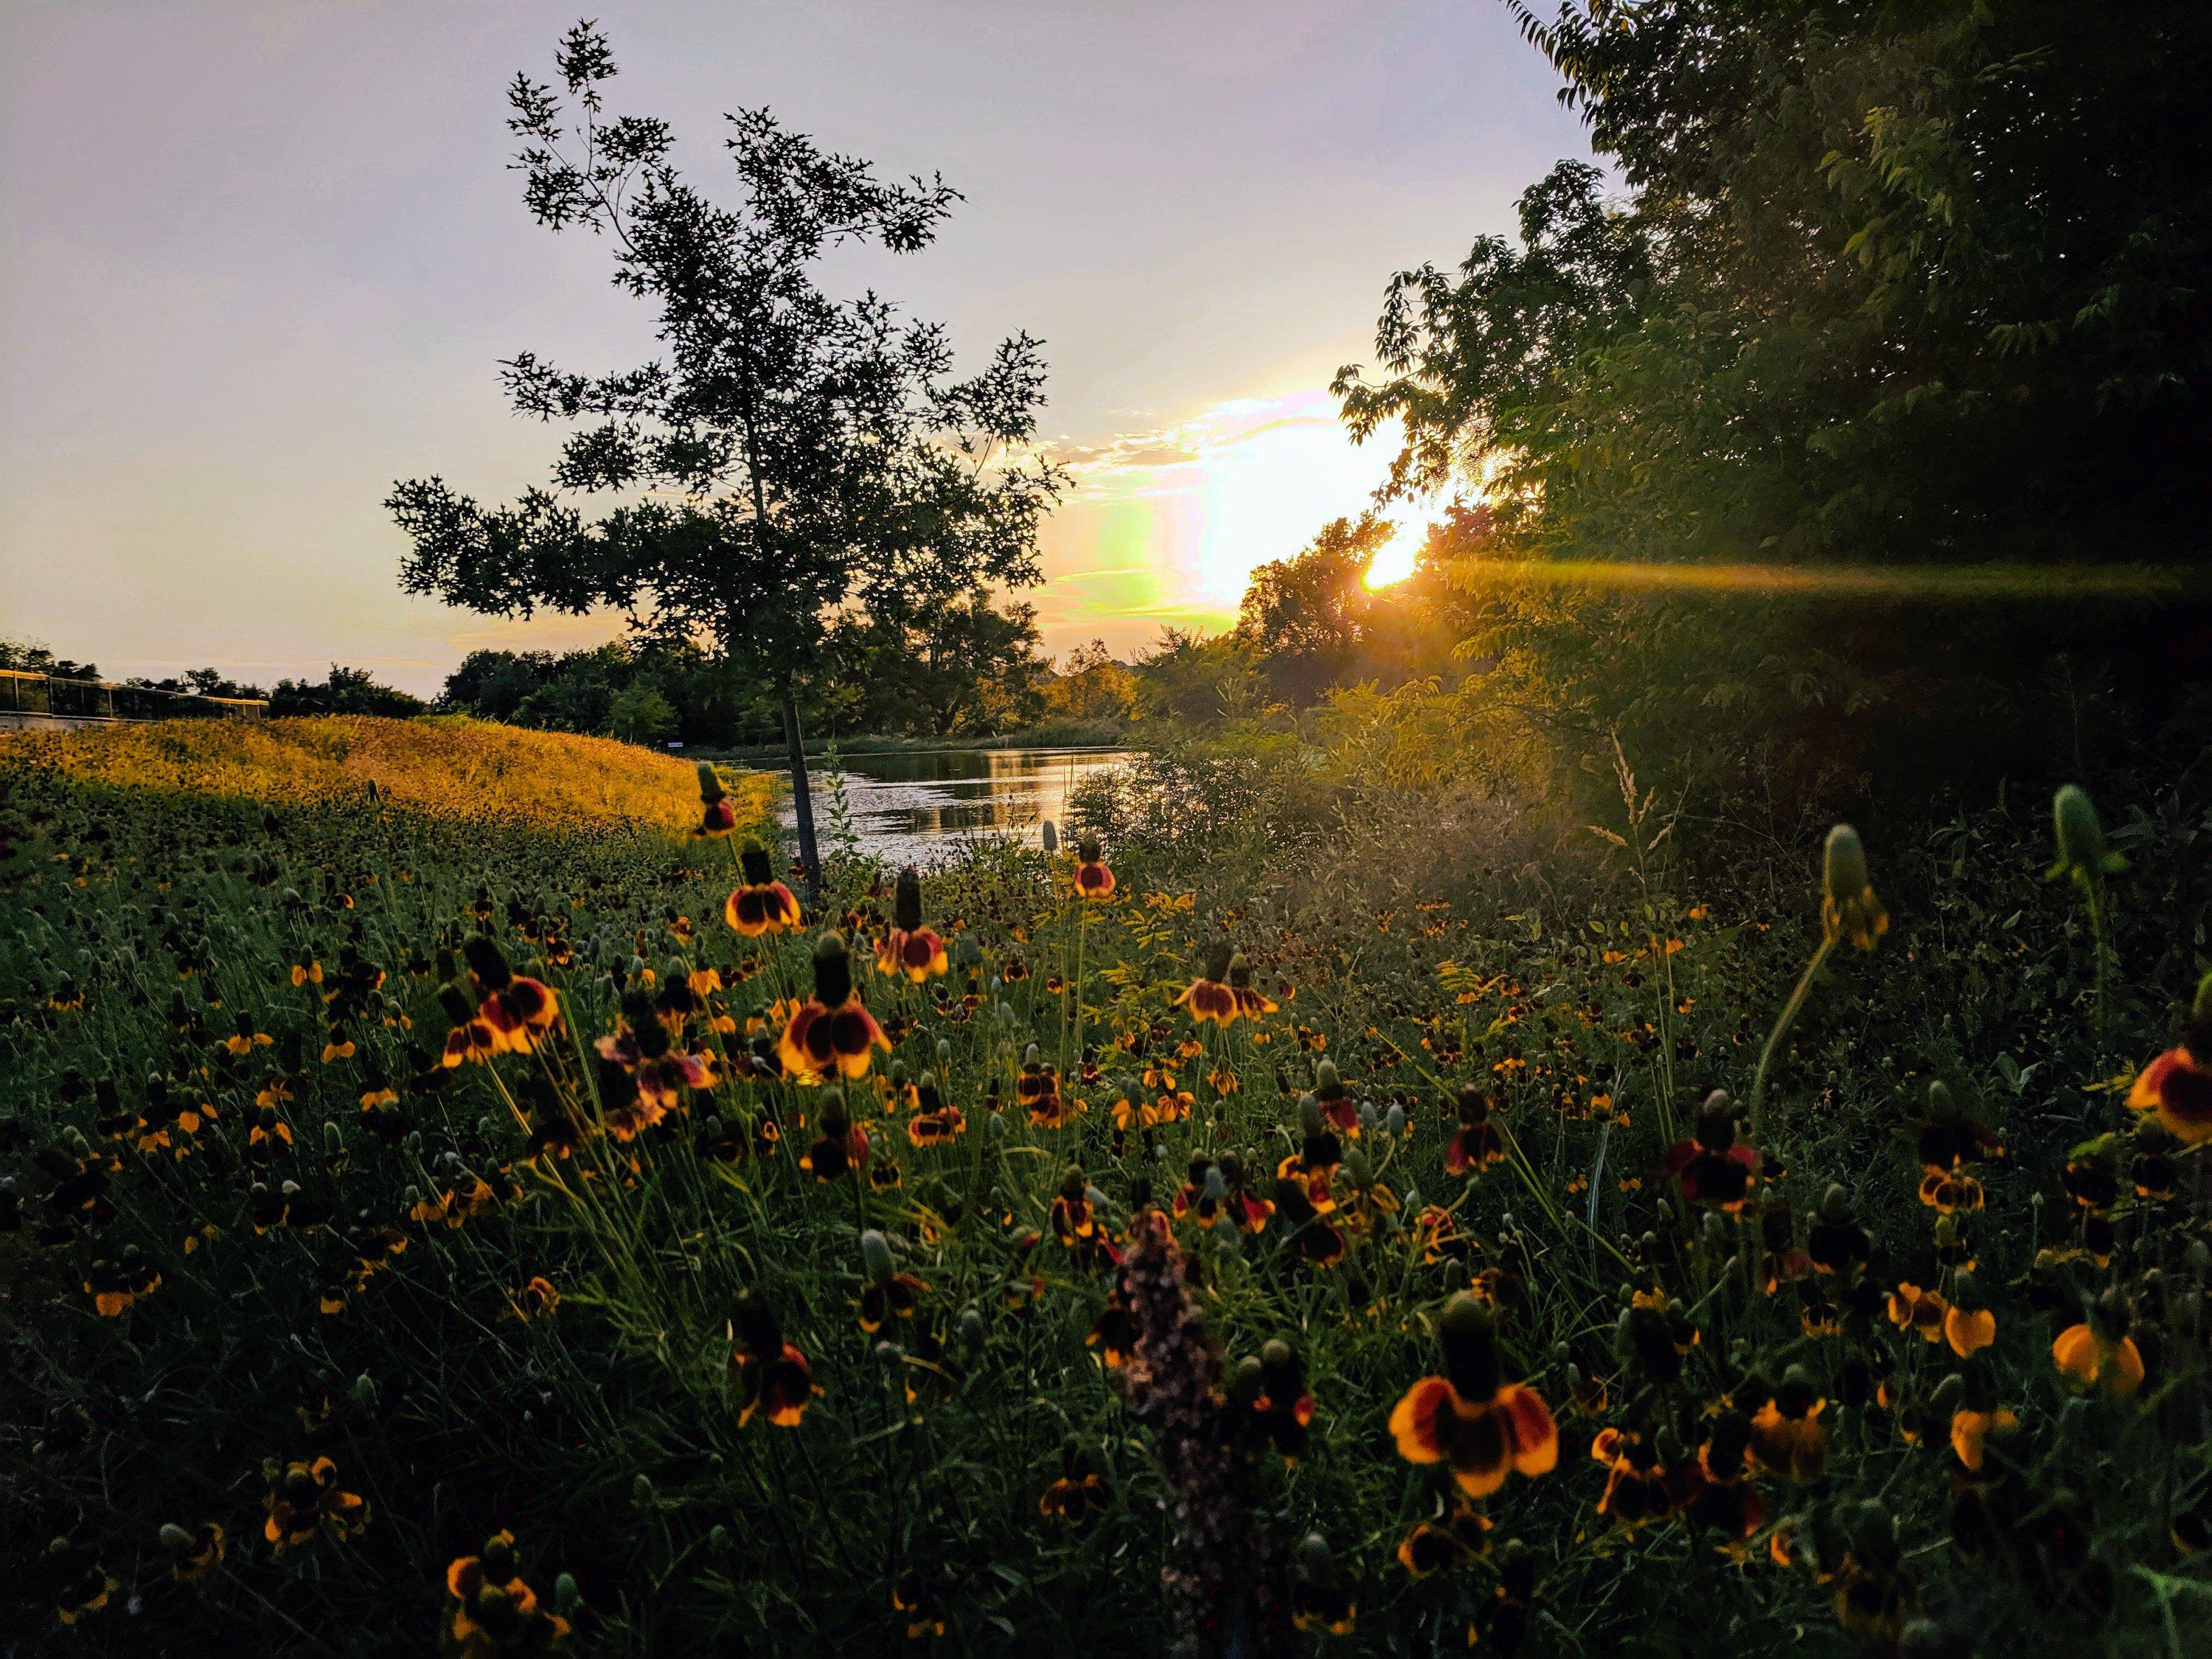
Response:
1332,0,2212,804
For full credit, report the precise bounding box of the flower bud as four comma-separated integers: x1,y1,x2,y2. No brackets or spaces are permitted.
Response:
860,1229,894,1285
2051,785,2123,883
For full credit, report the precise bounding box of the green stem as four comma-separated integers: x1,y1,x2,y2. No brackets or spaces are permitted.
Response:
1750,935,1834,1137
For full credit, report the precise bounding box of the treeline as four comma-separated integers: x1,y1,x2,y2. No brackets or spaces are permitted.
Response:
0,640,425,718
438,597,1054,748
430,531,1483,750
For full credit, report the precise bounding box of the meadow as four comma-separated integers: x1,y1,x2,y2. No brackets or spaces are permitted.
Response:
2,714,2210,1656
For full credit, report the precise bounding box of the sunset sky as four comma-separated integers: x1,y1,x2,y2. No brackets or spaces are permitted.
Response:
0,1,1589,695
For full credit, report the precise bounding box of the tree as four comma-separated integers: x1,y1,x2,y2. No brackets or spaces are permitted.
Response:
387,21,1063,897
268,667,426,719
443,650,554,722
0,638,100,680
1131,628,1262,727
1235,512,1398,706
607,681,678,746
828,591,1047,736
1044,640,1141,726
1332,1,2212,801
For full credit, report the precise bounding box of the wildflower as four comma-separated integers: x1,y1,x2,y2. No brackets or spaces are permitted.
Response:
1413,1204,1474,1265
1173,942,1239,1026
799,1091,871,1181
83,1248,161,1316
723,843,802,937
730,1290,814,1427
876,866,948,983
1663,1091,1759,1211
1039,1450,1112,1523
263,1456,369,1552
1444,1082,1507,1175
162,1522,226,1582
1590,1427,1688,1530
1311,1058,1357,1134
1289,1534,1356,1635
1277,1093,1343,1211
1051,1167,1121,1267
1886,1282,1950,1343
445,1530,569,1658
1757,1203,1813,1293
597,992,714,1110
1018,1048,1068,1127
47,1537,114,1626
1271,1176,1347,1268
2126,976,2212,1145
891,1571,946,1639
1388,1294,1558,1498
1172,1155,1273,1234
1247,1338,1317,1462
1687,1411,1767,1556
1226,951,1276,1018
1396,1502,1492,1577
1949,1406,2017,1473
439,983,501,1068
465,939,558,1051
1748,1368,1828,1484
1942,1276,1997,1358
221,1011,274,1057
2052,1293,2144,1397
1820,824,1888,950
857,1229,925,1331
1072,832,1115,900
509,1276,560,1322
905,1075,967,1147
778,933,890,1080
694,760,739,836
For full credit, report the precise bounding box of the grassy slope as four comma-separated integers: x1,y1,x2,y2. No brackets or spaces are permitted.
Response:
0,715,776,835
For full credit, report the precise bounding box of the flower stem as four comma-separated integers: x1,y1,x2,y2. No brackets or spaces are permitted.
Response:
1750,935,1834,1137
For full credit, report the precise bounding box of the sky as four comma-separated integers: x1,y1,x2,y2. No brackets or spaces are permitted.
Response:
0,0,1590,696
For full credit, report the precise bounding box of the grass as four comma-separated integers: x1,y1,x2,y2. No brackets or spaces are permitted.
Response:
1,713,776,834
2,719,2210,1655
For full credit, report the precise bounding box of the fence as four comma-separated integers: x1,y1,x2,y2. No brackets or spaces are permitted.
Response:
0,670,268,723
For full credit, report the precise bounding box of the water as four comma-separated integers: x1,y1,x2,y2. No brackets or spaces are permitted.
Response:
776,746,1137,864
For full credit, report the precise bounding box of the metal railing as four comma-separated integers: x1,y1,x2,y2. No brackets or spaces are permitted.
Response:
0,670,268,723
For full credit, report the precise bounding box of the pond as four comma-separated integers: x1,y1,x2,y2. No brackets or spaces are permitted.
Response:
775,746,1137,865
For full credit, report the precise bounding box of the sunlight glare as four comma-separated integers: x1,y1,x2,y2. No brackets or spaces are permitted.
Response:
1363,522,1419,589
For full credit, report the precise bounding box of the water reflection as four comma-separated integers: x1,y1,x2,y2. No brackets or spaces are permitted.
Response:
778,748,1135,865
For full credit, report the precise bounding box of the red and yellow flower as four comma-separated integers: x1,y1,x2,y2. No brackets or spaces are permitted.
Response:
723,843,803,938
1072,833,1115,900
263,1456,369,1553
445,1531,570,1658
778,933,890,1081
1388,1295,1558,1498
731,1291,815,1427
876,866,949,982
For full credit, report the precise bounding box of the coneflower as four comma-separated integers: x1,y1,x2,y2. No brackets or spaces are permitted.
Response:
875,866,949,983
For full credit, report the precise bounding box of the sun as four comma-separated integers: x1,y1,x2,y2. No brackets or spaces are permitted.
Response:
1362,524,1419,589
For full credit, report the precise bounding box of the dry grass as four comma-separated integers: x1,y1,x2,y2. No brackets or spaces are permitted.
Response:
0,714,774,835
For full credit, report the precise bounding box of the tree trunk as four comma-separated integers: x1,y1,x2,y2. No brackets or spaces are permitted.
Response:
780,687,824,908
